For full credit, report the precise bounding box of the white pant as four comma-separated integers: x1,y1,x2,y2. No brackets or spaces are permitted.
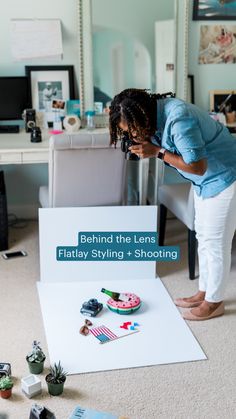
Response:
194,181,236,302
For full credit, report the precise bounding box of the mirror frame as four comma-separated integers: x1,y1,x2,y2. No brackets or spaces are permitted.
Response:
175,0,189,100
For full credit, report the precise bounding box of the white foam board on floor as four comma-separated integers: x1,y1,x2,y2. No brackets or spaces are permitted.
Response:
37,277,207,375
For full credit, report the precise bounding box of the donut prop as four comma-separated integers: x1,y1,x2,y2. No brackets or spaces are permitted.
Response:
106,293,141,315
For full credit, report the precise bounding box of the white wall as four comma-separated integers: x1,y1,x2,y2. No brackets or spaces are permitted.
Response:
0,0,79,217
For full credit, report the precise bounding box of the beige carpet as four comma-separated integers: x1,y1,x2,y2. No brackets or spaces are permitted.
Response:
0,219,236,419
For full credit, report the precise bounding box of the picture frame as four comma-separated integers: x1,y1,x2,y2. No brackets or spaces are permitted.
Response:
209,90,236,113
25,65,75,113
209,90,236,132
193,0,236,20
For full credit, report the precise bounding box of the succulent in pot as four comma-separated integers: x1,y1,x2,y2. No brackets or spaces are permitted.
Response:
26,341,46,374
45,361,67,396
0,376,14,399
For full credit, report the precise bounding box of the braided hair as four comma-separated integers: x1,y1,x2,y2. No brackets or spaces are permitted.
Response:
109,88,175,146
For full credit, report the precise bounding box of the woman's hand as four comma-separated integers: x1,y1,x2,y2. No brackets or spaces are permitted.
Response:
129,141,160,159
129,141,207,175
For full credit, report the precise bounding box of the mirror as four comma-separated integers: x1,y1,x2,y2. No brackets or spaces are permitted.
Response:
78,0,189,113
91,0,173,101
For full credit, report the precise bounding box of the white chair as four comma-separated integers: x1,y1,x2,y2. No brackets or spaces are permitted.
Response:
158,182,197,279
39,132,127,208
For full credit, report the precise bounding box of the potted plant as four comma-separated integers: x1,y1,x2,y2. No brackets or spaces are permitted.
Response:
26,341,46,374
45,361,67,396
0,376,14,399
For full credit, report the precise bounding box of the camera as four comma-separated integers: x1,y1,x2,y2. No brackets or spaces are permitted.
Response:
23,109,36,133
80,298,103,317
31,126,42,143
0,362,11,378
29,404,56,419
121,132,140,161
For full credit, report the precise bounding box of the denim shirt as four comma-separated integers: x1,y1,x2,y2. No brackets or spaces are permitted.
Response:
153,98,236,198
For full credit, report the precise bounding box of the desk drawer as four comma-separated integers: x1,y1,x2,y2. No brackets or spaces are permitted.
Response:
22,151,49,163
0,153,22,164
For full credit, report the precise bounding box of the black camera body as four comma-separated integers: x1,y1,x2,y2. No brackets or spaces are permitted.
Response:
25,109,36,133
121,132,140,161
29,404,55,419
31,126,42,143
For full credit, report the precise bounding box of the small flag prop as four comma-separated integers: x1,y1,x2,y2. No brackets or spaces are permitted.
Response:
89,322,140,344
89,325,118,343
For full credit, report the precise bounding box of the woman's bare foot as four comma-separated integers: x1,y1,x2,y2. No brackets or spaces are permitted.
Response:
174,291,205,308
188,300,223,317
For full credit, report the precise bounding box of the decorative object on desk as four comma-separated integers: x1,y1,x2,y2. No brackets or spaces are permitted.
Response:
49,130,64,135
94,113,109,128
0,171,8,252
66,99,80,117
193,0,236,21
0,376,14,399
31,126,42,143
63,114,81,132
199,25,236,64
25,66,75,122
85,110,96,131
29,403,56,419
26,341,46,375
52,99,66,110
45,361,67,396
36,111,48,130
94,101,103,114
53,110,63,131
21,375,42,398
80,298,103,317
209,112,226,126
0,362,11,378
106,293,141,315
22,109,36,133
69,405,128,419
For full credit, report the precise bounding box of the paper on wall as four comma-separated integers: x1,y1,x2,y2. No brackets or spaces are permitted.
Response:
10,19,63,61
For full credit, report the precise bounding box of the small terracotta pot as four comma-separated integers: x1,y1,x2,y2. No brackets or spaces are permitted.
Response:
1,388,12,399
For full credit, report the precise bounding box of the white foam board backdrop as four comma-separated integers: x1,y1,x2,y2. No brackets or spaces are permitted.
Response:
39,206,157,282
37,278,206,374
38,206,206,374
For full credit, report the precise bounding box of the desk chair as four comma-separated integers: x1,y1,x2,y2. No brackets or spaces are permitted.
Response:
39,133,127,208
158,182,197,279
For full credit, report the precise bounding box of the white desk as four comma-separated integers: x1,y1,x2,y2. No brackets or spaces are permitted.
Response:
0,129,150,205
0,128,109,165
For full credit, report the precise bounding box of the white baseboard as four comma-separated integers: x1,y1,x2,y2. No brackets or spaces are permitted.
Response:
8,204,39,220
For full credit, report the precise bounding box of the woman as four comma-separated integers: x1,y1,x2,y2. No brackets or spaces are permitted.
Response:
109,88,236,321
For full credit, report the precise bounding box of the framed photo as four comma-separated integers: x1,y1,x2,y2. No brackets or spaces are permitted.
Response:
210,90,236,112
25,65,75,112
199,25,236,64
193,0,236,21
